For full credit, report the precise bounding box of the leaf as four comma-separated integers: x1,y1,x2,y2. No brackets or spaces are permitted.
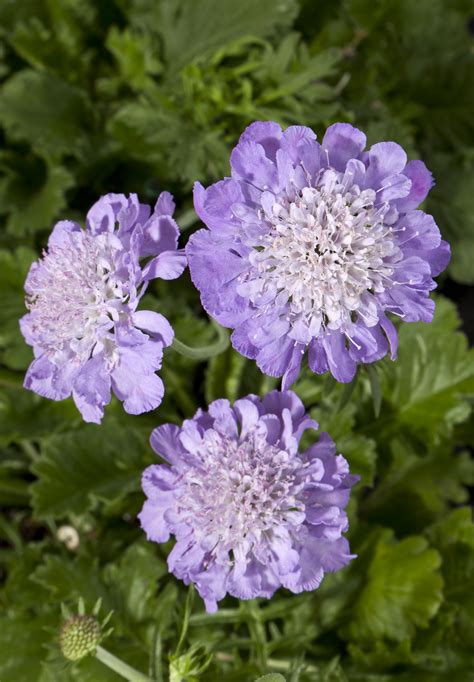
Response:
129,0,299,71
32,553,108,605
312,401,377,487
255,675,286,682
341,530,443,645
105,26,162,91
205,347,247,403
31,422,151,519
365,364,382,418
361,438,474,535
0,69,91,158
0,161,74,236
0,248,35,370
0,614,53,682
376,297,474,445
103,541,167,625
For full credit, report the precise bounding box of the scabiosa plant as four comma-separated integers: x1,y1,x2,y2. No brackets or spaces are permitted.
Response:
139,390,358,612
187,121,450,385
20,193,187,423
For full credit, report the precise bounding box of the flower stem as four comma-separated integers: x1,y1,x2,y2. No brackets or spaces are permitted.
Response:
172,322,229,360
95,645,151,682
175,584,195,657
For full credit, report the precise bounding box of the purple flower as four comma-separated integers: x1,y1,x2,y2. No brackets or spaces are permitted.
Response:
187,121,450,385
20,192,187,423
139,390,358,612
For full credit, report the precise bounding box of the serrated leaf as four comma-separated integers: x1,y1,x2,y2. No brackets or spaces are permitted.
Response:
0,69,91,158
342,530,443,645
376,297,474,445
132,0,298,71
31,422,151,519
32,554,108,605
1,163,74,236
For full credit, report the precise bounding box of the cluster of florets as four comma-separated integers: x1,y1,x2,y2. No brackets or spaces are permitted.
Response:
21,121,449,611
21,192,186,423
187,121,450,385
139,391,358,612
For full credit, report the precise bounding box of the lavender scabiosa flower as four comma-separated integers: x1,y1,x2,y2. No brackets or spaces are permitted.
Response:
139,390,358,612
20,193,187,423
187,121,450,386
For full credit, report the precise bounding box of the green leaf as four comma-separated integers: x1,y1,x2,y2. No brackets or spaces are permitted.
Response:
341,530,443,645
31,422,151,519
205,347,247,403
255,675,286,682
376,297,474,445
0,248,35,370
103,541,167,624
32,553,108,605
105,26,162,91
0,161,74,236
131,0,298,71
0,614,53,682
312,401,377,487
365,364,382,418
0,69,91,158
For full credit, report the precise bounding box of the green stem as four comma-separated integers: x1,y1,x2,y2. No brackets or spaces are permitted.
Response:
172,322,229,361
95,645,151,682
175,584,195,657
215,652,319,674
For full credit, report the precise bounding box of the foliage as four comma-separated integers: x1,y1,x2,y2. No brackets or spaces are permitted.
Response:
0,0,473,681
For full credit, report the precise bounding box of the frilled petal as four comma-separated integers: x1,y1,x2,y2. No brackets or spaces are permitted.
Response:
142,249,187,281
24,355,77,400
111,338,165,414
187,229,251,327
72,353,111,423
48,220,82,248
365,141,408,187
140,215,179,257
193,179,244,233
239,120,283,161
150,424,183,463
133,310,174,346
230,141,277,190
139,499,171,543
394,160,434,212
112,365,165,415
256,335,297,378
308,337,330,374
322,334,357,383
154,191,176,217
322,123,366,171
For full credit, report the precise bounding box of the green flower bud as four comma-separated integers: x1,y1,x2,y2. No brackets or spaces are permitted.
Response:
59,614,101,661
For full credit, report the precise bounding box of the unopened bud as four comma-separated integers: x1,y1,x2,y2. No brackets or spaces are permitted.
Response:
59,615,101,661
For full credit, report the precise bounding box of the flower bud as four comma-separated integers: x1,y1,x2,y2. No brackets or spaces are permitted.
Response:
59,615,101,661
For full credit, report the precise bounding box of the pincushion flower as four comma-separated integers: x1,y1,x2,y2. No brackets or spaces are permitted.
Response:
187,121,450,386
139,390,358,612
20,192,187,423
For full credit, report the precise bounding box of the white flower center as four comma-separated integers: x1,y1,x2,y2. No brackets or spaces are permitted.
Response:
176,429,305,553
27,232,125,359
245,169,402,334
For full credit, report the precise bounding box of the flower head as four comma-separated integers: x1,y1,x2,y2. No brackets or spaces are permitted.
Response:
139,390,358,612
60,615,101,661
21,192,187,422
187,121,450,385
